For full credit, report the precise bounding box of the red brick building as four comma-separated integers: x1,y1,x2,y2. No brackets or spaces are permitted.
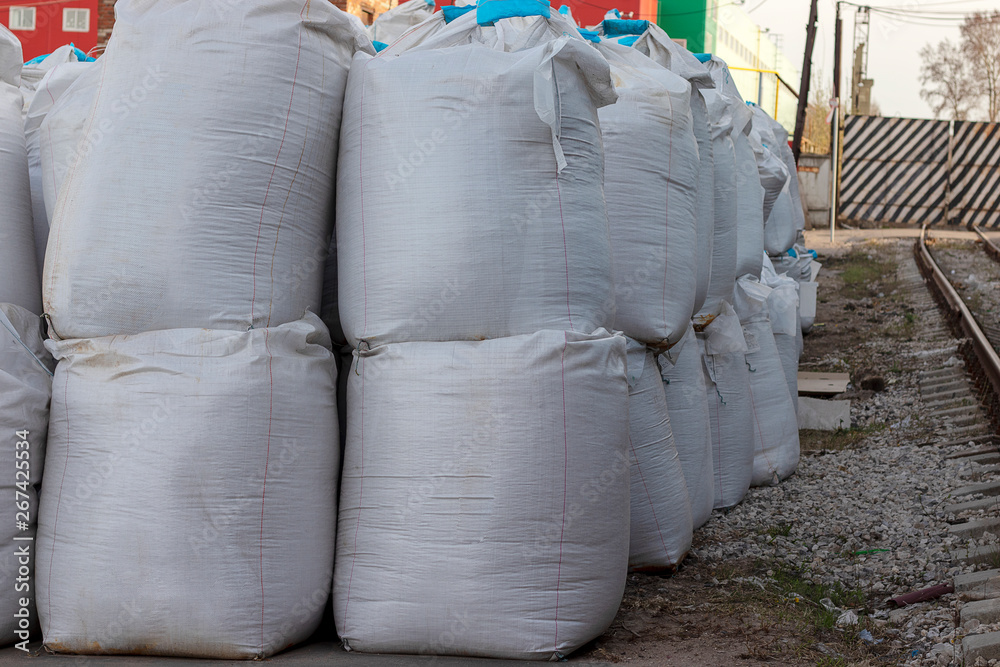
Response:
0,0,99,61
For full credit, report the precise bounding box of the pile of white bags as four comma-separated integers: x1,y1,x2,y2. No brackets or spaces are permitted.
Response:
337,7,616,347
0,28,42,315
735,277,799,486
368,0,436,44
596,38,698,350
659,325,714,529
334,330,629,660
43,0,373,339
625,342,692,571
37,314,338,659
763,255,801,416
24,62,92,274
18,45,80,117
0,304,54,647
749,106,795,255
698,303,754,509
333,5,630,659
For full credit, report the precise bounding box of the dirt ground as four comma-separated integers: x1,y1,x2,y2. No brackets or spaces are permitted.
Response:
571,236,946,667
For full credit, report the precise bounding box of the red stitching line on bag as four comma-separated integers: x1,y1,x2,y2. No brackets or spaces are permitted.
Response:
342,355,364,630
251,26,304,327
259,329,274,652
553,332,569,652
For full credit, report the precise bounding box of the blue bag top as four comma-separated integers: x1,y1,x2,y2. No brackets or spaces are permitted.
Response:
617,34,639,46
578,28,600,43
601,19,648,36
477,0,551,26
694,53,712,63
372,40,388,52
443,3,476,22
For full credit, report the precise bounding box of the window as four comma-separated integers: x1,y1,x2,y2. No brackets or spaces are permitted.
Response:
9,7,36,31
63,8,90,32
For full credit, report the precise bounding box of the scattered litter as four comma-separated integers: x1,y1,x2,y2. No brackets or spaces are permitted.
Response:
891,582,954,607
836,609,859,626
858,629,882,644
854,548,892,555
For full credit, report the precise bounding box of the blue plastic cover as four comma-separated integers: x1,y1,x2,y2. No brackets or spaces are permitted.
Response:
694,53,712,63
579,28,600,43
443,3,476,21
477,0,550,25
372,40,388,52
607,8,621,17
24,43,95,65
602,18,648,36
617,34,639,46
787,247,798,258
558,4,569,13
807,249,818,259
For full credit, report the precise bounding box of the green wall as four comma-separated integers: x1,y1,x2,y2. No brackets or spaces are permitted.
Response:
657,0,712,54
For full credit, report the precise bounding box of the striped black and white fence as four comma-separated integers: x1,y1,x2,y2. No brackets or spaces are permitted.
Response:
949,121,1000,228
840,115,950,226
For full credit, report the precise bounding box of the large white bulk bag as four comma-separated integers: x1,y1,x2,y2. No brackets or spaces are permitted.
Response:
706,57,763,281
37,314,338,659
334,329,629,660
24,62,91,275
699,86,737,317
368,0,435,44
626,341,692,572
0,304,54,648
337,7,616,348
735,277,799,486
0,28,41,315
768,118,806,232
18,45,78,117
598,20,715,314
43,0,373,340
763,256,800,416
38,61,101,234
659,323,713,530
596,40,698,349
750,106,795,254
700,302,753,509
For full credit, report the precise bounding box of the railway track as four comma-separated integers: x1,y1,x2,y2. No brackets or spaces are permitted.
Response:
916,224,1000,433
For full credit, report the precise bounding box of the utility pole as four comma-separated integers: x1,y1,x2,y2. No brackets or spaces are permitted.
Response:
831,1,843,243
792,0,819,162
832,2,842,151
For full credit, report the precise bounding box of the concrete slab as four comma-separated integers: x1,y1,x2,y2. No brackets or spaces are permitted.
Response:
964,631,1000,664
0,642,570,665
949,518,1000,540
944,496,1000,515
962,599,1000,626
951,480,1000,499
955,569,1000,593
952,544,1000,565
797,397,850,430
797,372,849,395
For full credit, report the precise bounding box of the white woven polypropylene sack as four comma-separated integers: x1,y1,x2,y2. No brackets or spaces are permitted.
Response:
698,85,737,317
334,329,629,660
368,0,435,44
36,314,339,659
659,323,713,530
43,0,373,340
18,45,78,117
37,61,100,235
337,8,616,348
734,278,799,486
602,21,715,313
700,301,753,509
750,107,795,254
626,341,692,572
24,62,91,275
0,304,53,648
763,255,800,414
597,41,698,349
768,119,806,232
1,29,42,315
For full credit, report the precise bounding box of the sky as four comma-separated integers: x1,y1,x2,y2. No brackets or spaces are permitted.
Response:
745,0,999,120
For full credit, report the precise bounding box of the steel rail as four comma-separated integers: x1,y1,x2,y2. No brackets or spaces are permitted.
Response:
915,224,1000,431
972,225,1000,263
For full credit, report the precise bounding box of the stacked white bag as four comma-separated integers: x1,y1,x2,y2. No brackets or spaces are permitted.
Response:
368,0,436,44
763,254,801,416
18,45,80,117
750,105,797,255
599,19,718,532
43,1,372,340
593,37,695,570
37,61,101,236
23,61,92,275
333,3,630,659
36,0,367,658
0,304,54,648
0,28,42,315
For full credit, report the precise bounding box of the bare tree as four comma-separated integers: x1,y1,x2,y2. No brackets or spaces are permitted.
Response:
961,11,1000,122
919,39,977,121
802,83,831,154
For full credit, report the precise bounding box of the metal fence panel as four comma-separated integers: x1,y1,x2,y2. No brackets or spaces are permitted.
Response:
949,121,1000,228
